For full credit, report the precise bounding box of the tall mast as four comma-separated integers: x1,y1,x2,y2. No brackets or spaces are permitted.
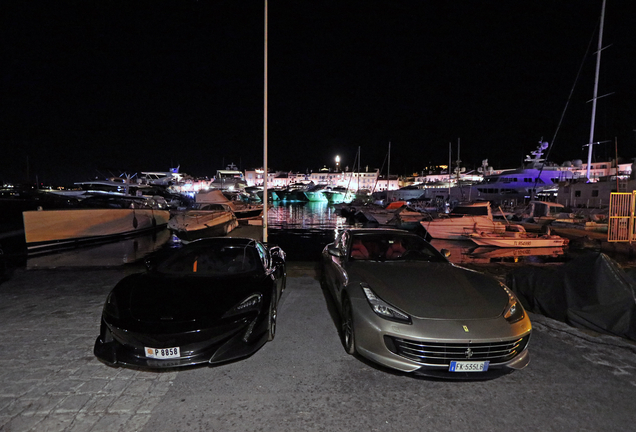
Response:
357,146,361,190
262,0,268,242
586,0,606,181
448,142,451,199
387,142,391,198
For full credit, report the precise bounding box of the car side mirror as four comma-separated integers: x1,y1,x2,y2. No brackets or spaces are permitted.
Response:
269,245,286,263
440,248,451,258
327,245,343,258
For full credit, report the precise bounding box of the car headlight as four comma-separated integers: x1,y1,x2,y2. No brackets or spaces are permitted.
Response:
502,284,525,324
361,283,412,324
223,293,263,318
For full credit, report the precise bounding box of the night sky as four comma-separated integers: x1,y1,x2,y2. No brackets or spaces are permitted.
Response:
2,1,635,185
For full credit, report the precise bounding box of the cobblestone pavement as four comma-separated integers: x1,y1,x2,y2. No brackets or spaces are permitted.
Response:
2,264,636,431
0,267,176,432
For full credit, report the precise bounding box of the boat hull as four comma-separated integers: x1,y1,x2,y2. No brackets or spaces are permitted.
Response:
23,208,170,252
304,191,328,202
168,211,238,242
469,235,569,248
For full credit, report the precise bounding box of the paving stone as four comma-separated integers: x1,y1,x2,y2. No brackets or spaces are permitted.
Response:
65,414,104,432
78,395,118,415
54,393,93,414
0,397,13,411
20,394,67,416
89,412,132,432
0,399,30,417
108,394,143,414
101,378,133,395
0,380,36,398
35,413,74,432
74,378,111,394
125,413,153,431
121,379,153,395
0,414,43,432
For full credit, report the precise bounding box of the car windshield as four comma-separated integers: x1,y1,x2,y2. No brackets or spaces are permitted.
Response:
349,233,444,262
156,244,260,276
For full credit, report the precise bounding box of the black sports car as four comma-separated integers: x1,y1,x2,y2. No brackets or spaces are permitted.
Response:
94,237,286,369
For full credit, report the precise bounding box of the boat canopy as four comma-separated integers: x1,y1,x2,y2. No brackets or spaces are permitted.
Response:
452,203,490,216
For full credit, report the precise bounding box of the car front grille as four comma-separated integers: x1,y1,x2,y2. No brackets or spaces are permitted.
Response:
385,335,530,366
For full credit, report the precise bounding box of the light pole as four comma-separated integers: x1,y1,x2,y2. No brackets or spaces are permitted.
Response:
262,0,268,242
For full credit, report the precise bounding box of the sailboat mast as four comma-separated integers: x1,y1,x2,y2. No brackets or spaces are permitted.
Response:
448,142,451,200
387,142,391,199
357,146,361,191
262,0,268,242
586,0,606,181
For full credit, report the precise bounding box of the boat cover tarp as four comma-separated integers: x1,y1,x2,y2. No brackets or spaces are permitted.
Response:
196,190,230,204
385,201,407,210
506,252,636,341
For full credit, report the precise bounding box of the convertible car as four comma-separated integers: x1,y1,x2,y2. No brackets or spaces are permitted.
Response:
94,237,286,369
321,228,531,378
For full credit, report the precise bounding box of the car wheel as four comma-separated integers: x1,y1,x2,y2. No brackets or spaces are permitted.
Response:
267,291,277,341
341,296,356,355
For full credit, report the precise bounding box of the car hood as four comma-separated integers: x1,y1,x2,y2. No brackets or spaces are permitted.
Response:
114,273,265,324
347,262,508,320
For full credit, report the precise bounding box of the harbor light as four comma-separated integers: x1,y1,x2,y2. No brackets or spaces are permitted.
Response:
335,155,340,171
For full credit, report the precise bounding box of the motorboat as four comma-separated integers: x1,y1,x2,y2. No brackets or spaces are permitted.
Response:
471,141,575,203
354,201,408,226
394,208,427,230
304,185,329,202
468,246,565,260
27,229,171,269
322,187,354,204
168,202,238,242
195,189,263,219
465,225,569,248
23,195,170,253
420,201,506,240
276,183,310,202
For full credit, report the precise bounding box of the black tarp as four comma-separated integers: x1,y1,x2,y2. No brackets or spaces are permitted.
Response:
506,252,636,341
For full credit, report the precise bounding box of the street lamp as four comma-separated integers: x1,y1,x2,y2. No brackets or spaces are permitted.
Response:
335,155,340,171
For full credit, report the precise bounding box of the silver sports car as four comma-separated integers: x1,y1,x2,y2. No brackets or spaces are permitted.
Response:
321,228,531,378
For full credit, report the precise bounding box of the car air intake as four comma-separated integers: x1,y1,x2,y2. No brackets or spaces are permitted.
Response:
385,335,530,366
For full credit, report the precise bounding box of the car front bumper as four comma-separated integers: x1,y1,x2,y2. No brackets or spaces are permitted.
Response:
349,295,532,377
94,317,268,369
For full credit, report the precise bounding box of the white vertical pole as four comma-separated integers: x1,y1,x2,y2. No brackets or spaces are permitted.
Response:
387,141,391,198
586,0,606,181
262,0,268,242
448,142,451,200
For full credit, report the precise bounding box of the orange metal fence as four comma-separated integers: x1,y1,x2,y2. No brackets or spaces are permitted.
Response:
608,192,635,242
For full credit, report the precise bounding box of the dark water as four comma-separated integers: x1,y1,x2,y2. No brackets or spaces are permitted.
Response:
0,202,630,273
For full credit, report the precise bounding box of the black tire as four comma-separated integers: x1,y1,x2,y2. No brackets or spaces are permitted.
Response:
341,296,356,355
267,291,277,341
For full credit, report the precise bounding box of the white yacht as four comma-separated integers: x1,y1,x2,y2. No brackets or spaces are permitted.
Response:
420,201,506,240
471,141,575,203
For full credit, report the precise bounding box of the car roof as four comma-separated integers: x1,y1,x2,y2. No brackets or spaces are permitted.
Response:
188,237,259,247
345,228,415,236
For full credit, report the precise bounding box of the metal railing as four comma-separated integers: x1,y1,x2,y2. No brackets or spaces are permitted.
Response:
608,192,635,242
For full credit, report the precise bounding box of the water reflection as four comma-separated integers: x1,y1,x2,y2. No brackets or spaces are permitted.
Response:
468,246,565,262
267,202,349,230
430,239,567,265
8,203,620,268
26,229,171,269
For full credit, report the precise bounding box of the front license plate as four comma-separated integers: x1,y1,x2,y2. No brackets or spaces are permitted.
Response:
449,361,489,372
145,347,180,359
